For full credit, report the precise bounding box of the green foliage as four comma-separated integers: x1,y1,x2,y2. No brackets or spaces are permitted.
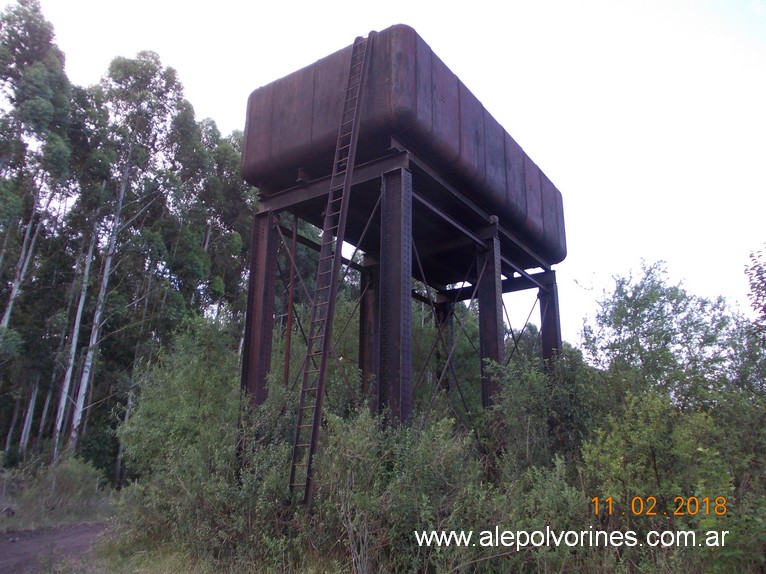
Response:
41,131,70,179
583,261,737,407
0,326,23,360
582,390,730,512
579,261,766,572
0,1,69,128
106,255,766,572
110,313,590,572
314,412,479,572
117,320,292,565
119,320,240,477
79,418,118,480
746,246,766,336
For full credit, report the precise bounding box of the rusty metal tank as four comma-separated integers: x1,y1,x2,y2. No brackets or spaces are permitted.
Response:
242,24,566,264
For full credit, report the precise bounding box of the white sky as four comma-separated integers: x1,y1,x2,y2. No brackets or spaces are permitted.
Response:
12,0,766,344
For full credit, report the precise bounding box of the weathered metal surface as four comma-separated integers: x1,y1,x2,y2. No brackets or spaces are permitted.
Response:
477,221,504,407
240,211,279,404
241,25,568,435
359,261,379,411
378,168,413,423
538,271,563,362
242,24,566,265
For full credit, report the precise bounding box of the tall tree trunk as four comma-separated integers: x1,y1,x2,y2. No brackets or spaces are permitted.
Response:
18,376,39,455
52,231,97,461
80,372,96,441
0,216,41,329
4,397,21,453
34,384,52,454
38,253,80,456
0,182,52,329
69,152,132,452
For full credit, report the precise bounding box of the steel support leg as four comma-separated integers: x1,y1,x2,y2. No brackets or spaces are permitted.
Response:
359,257,380,411
379,168,413,424
241,210,279,406
478,219,503,407
539,270,562,363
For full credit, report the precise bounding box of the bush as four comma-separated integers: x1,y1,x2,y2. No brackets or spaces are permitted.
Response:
113,295,766,572
1,456,110,531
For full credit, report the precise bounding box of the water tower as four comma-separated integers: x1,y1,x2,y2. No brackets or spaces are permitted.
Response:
240,25,566,504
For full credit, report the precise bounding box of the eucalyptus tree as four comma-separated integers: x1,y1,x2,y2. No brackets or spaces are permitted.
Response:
1,1,255,464
63,51,184,454
108,104,252,481
582,261,736,408
0,0,74,457
0,0,71,334
161,109,253,317
193,126,254,317
45,82,112,460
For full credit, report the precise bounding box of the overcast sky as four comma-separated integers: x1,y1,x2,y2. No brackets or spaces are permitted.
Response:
14,0,766,344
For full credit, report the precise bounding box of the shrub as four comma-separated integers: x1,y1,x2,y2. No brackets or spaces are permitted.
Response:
1,456,110,531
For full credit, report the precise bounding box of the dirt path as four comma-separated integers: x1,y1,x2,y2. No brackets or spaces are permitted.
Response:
0,522,107,573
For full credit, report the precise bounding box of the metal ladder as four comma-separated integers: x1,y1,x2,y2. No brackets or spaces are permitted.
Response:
289,33,374,506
